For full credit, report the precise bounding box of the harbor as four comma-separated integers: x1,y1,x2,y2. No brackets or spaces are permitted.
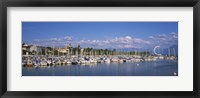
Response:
22,57,178,76
22,22,178,76
22,43,178,76
22,53,177,67
22,43,177,67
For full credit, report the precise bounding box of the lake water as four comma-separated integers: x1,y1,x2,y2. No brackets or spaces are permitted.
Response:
22,60,178,76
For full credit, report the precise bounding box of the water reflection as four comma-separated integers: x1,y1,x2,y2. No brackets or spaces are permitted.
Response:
22,60,178,76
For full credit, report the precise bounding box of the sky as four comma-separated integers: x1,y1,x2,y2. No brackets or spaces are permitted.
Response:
22,22,178,50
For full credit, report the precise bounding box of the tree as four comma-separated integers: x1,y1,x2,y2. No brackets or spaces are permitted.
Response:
22,50,27,55
22,43,25,46
42,48,46,55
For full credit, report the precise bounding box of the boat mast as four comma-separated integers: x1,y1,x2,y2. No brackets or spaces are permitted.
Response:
53,45,54,57
173,48,176,56
58,47,60,57
168,48,170,57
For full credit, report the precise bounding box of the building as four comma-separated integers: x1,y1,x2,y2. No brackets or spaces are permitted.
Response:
57,48,69,55
22,43,31,55
29,45,47,55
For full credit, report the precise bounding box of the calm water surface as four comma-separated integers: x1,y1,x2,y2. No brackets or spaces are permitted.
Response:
22,60,178,76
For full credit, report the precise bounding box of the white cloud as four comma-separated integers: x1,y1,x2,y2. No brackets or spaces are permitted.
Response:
149,36,154,39
27,32,178,50
149,32,178,48
125,36,132,40
123,45,135,48
64,36,72,41
49,38,58,41
170,32,177,35
133,38,151,44
158,34,167,38
75,36,151,49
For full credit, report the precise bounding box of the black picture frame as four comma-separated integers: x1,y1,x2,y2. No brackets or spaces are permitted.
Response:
0,0,199,98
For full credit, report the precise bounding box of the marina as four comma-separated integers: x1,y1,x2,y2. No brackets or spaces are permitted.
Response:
22,50,178,76
22,57,178,76
22,22,178,76
22,54,177,67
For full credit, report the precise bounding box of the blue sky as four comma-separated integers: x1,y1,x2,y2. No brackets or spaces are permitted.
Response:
22,22,178,50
